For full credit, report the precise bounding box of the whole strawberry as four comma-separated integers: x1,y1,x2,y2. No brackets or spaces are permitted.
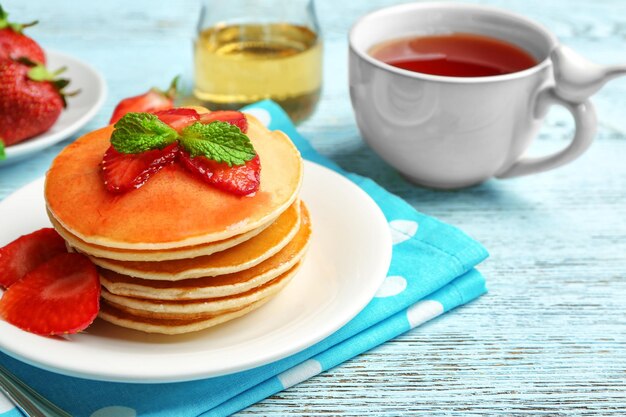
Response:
0,58,71,146
109,76,179,124
0,5,45,64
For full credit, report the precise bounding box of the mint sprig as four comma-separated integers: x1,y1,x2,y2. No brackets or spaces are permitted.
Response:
109,112,256,166
111,113,178,154
179,121,256,166
0,139,5,161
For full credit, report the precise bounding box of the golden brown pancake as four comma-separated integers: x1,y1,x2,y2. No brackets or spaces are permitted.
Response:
46,107,310,335
99,262,300,320
45,112,303,249
48,211,273,261
86,200,303,280
99,297,271,335
99,204,311,299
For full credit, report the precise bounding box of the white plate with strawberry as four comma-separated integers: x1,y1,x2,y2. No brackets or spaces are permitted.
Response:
0,161,392,383
0,50,106,166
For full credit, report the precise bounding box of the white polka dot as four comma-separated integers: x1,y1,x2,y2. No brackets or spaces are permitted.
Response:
244,108,272,126
90,406,137,417
277,359,322,389
406,300,444,328
0,393,15,413
375,275,407,298
389,220,418,245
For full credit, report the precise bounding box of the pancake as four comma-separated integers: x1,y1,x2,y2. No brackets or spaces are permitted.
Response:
45,111,303,250
86,200,304,280
99,297,271,335
99,203,311,299
48,211,273,261
100,262,301,320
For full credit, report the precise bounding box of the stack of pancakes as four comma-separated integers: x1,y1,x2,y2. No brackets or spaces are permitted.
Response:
44,109,310,334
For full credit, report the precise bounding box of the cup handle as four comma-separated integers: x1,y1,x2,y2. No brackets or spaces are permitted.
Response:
496,86,597,179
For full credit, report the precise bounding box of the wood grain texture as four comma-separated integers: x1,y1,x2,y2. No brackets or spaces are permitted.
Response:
1,0,626,415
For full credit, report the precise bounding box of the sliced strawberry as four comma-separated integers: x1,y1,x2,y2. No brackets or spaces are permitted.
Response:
179,151,260,196
199,111,248,133
0,253,100,335
153,108,200,132
109,76,179,124
0,228,67,288
102,142,179,193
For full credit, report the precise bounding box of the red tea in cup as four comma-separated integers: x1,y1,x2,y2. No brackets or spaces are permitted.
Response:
369,33,537,77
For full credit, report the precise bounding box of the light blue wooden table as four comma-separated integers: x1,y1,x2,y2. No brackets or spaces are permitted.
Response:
1,0,626,415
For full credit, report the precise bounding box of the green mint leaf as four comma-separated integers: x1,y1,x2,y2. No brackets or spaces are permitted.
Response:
180,121,256,166
0,139,6,161
111,113,179,154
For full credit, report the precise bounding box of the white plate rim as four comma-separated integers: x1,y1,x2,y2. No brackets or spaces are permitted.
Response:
0,160,392,383
2,50,107,163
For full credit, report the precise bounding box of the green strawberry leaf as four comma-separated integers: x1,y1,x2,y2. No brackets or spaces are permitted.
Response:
0,5,8,26
180,121,256,166
149,75,180,100
111,113,179,154
25,64,75,108
27,65,66,81
166,75,180,99
0,6,37,32
0,139,6,161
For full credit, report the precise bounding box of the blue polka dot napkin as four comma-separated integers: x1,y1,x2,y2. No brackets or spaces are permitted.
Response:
0,101,488,417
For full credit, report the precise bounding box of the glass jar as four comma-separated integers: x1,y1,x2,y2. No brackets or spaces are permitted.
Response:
193,0,322,123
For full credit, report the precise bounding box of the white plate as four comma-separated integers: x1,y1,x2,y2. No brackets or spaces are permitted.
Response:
1,50,107,166
0,161,392,383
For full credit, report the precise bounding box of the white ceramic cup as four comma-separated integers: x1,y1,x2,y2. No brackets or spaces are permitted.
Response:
349,2,626,189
